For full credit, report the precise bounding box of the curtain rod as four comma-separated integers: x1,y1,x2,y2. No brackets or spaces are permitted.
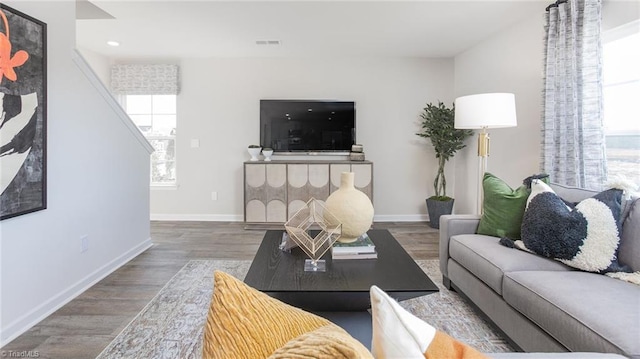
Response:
546,0,568,11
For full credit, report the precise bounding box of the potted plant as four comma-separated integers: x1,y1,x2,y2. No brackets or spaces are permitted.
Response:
416,102,473,228
247,145,262,161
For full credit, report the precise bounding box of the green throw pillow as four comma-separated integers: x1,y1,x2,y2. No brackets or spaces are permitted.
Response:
476,173,548,239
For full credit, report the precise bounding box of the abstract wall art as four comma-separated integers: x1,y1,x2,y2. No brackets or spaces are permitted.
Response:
0,4,47,220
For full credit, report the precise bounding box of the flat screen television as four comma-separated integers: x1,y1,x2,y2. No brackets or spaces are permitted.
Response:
260,100,355,153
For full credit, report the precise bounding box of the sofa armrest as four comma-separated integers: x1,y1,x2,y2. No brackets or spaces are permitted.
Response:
439,215,481,280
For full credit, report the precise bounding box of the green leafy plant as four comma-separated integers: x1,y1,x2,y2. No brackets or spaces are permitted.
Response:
248,145,261,148
416,102,473,201
262,147,273,151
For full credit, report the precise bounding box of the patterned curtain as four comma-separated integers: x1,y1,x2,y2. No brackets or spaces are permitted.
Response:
541,0,606,190
111,64,179,95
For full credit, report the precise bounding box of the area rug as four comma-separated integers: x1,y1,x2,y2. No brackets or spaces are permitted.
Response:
96,259,514,358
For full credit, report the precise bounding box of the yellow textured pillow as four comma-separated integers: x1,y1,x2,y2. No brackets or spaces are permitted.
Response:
370,285,488,359
268,324,373,359
203,271,369,359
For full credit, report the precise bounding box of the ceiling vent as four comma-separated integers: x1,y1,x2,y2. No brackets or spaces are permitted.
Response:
256,40,281,46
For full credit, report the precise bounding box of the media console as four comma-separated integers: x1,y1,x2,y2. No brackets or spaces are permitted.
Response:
244,160,373,227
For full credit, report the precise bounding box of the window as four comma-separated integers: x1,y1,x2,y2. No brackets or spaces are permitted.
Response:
603,23,640,186
124,95,177,185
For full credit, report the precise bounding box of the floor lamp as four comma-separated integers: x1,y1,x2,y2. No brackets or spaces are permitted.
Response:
454,93,517,215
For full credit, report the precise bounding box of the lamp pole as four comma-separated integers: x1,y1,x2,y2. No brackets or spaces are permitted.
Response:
477,126,490,214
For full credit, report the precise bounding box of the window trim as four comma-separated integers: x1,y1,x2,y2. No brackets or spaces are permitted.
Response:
602,21,640,185
122,94,178,186
148,135,177,186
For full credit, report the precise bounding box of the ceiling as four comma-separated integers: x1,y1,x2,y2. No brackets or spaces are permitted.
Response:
76,1,546,59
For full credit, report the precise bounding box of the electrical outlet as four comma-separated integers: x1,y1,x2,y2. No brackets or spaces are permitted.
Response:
81,235,89,253
211,191,218,201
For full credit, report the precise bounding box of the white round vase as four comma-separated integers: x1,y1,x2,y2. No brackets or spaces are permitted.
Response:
325,172,374,243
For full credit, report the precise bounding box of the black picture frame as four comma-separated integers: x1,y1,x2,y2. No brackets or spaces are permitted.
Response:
0,4,47,220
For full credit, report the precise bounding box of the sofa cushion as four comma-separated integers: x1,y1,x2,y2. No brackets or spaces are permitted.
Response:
370,285,488,359
620,197,640,272
519,179,628,273
549,182,600,203
503,270,640,358
449,235,571,295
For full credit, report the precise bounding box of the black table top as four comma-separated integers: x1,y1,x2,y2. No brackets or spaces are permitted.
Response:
244,229,438,310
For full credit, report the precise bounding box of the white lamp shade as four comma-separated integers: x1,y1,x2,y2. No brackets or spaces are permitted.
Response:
454,93,517,129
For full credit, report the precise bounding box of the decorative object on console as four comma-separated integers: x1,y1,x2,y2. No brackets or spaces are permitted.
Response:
247,145,261,161
416,102,473,229
370,285,489,359
350,143,365,161
262,147,274,161
325,172,374,243
283,198,342,272
502,179,634,275
202,271,372,359
455,93,517,215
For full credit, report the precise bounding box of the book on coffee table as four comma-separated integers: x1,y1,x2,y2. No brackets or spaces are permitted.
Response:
332,250,377,260
332,233,376,254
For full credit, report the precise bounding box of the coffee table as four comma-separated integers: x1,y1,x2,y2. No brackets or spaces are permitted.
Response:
244,229,438,347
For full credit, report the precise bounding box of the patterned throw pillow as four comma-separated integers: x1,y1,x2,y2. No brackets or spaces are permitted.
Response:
370,285,488,359
512,180,630,273
202,271,372,359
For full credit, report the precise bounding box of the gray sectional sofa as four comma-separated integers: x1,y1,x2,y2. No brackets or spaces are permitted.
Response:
439,184,640,359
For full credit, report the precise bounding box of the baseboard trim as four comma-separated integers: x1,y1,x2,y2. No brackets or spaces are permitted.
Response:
0,238,153,346
150,214,427,222
150,214,244,221
373,214,429,222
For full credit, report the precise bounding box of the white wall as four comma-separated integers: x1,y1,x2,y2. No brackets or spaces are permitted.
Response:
602,1,640,31
0,1,152,344
142,57,454,221
78,47,112,86
453,13,545,214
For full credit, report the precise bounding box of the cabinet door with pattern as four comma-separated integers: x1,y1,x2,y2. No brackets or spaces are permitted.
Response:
287,164,330,219
351,163,373,201
245,163,287,222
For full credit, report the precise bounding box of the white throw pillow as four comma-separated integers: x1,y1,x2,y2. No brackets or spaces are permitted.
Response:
370,285,488,359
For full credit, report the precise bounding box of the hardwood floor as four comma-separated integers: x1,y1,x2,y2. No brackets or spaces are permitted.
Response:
1,221,439,359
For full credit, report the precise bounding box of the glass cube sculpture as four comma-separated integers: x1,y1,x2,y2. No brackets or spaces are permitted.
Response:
284,198,342,272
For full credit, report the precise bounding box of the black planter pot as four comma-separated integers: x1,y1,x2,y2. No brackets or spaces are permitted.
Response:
426,197,454,229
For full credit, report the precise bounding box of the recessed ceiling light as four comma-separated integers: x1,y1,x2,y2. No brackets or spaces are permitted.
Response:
107,40,120,47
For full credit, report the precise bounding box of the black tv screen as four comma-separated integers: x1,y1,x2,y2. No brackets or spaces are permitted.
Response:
260,100,355,153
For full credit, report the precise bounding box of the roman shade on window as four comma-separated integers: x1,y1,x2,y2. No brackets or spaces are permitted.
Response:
111,64,179,95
